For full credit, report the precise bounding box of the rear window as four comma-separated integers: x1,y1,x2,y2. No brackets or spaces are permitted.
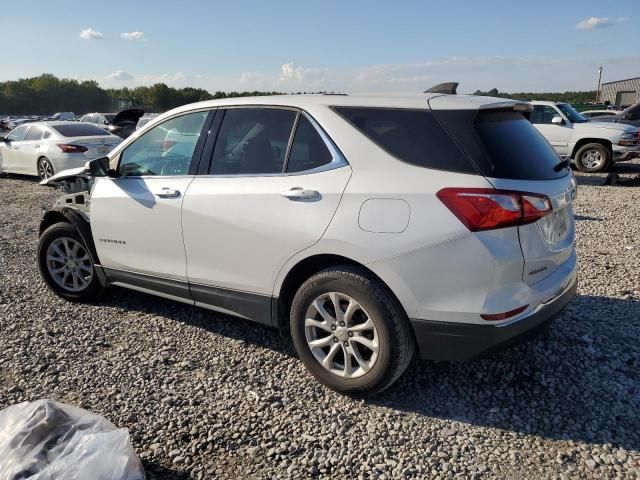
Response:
52,124,111,137
474,111,567,180
429,108,567,180
333,107,476,174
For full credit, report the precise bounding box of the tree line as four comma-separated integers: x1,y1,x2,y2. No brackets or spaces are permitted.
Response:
473,88,598,104
0,74,601,115
0,74,281,115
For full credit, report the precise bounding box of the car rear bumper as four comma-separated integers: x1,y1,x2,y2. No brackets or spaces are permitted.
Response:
410,273,577,361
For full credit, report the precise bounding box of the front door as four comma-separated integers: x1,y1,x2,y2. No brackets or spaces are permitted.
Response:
90,110,212,286
0,125,29,173
530,105,572,156
181,108,351,322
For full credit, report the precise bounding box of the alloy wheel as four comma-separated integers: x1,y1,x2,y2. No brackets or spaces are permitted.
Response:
39,159,54,180
581,149,603,170
304,292,379,378
45,237,93,292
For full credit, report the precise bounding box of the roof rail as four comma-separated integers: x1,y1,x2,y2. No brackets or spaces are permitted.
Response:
425,82,458,95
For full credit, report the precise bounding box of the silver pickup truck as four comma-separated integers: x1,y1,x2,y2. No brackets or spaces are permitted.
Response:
529,101,639,172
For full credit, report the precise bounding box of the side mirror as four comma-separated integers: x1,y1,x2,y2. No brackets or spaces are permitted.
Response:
2,137,11,143
87,156,111,177
551,116,564,125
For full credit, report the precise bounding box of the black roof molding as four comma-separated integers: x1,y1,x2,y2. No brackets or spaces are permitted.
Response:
425,82,459,95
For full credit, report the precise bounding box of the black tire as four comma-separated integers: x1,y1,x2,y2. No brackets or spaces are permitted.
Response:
38,222,104,301
38,157,54,180
574,143,611,173
290,265,415,396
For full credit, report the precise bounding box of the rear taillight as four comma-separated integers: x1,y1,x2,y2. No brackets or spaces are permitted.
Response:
437,188,552,231
57,144,88,153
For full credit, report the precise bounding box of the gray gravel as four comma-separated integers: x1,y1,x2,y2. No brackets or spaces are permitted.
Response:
1,162,639,480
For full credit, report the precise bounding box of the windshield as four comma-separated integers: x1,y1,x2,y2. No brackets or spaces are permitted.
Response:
557,103,588,123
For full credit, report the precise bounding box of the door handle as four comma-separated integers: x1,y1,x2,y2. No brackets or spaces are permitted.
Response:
155,187,181,198
281,187,321,201
34,144,40,148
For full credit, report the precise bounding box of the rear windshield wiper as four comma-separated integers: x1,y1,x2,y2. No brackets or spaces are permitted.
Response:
553,159,571,172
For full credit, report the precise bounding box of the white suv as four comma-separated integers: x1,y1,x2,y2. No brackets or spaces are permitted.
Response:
37,92,578,395
529,101,639,172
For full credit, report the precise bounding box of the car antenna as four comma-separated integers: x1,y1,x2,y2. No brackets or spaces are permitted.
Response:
425,82,459,95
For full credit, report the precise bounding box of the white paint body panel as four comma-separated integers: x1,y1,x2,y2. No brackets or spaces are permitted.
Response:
91,176,194,280
182,167,352,294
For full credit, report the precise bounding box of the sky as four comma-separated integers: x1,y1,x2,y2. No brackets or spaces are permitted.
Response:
1,0,638,94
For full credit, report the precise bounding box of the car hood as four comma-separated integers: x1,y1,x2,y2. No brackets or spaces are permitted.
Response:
574,121,637,133
40,165,91,187
113,108,145,125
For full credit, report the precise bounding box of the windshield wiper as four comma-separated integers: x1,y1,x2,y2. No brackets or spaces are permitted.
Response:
553,159,571,172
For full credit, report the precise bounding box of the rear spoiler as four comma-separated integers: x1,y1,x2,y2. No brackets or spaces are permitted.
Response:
478,101,531,112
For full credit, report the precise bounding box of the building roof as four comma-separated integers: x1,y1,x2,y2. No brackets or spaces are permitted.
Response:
602,76,640,85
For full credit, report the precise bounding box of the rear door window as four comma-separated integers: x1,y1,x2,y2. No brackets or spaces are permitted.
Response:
286,116,333,173
210,108,296,175
333,107,476,174
25,126,44,141
530,105,560,124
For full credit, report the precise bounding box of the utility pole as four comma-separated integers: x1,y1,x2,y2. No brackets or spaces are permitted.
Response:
595,66,603,104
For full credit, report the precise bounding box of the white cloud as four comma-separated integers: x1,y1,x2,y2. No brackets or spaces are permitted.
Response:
279,62,328,87
120,31,145,41
575,17,613,30
80,28,104,40
107,70,134,82
240,71,261,84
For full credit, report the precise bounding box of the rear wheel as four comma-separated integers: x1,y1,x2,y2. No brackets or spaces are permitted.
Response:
574,143,610,173
38,222,104,301
290,266,414,396
38,157,54,180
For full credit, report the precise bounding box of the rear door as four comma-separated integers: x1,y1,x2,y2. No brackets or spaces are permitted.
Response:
181,107,351,319
19,125,45,175
90,109,213,284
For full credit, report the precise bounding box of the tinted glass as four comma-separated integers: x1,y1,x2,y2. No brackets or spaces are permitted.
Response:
104,114,116,123
475,111,566,180
286,116,333,173
211,108,296,175
119,111,208,176
334,107,475,173
52,124,111,137
25,126,43,141
6,126,28,141
530,105,560,124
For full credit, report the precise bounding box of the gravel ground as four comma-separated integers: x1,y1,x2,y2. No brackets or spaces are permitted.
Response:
1,162,639,480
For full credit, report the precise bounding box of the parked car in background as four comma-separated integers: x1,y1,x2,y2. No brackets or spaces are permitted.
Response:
0,122,122,180
79,109,145,139
590,103,640,128
38,92,577,395
136,113,160,130
529,101,639,172
0,118,10,132
50,112,77,121
581,109,623,119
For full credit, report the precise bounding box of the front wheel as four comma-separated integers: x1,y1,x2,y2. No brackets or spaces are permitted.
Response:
574,143,611,173
38,157,54,180
290,266,415,396
38,222,104,301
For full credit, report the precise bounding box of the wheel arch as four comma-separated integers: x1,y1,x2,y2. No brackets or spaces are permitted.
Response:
571,138,612,158
273,253,407,329
40,207,106,285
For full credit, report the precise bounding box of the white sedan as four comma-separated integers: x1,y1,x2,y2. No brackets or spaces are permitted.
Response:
0,122,122,180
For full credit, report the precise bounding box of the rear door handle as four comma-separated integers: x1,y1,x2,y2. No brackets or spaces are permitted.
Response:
281,188,321,201
155,187,181,198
